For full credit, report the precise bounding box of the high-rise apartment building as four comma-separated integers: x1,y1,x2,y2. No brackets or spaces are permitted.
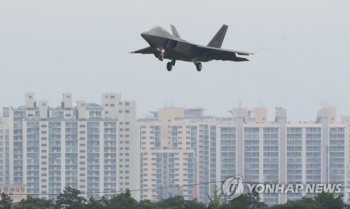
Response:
138,106,349,205
101,93,140,199
139,107,234,202
0,117,10,184
0,93,140,200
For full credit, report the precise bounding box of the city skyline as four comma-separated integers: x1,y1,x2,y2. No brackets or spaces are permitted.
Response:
0,93,347,123
0,93,140,200
1,93,349,205
1,1,350,122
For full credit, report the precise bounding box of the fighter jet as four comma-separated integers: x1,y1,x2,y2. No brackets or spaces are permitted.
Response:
130,24,254,72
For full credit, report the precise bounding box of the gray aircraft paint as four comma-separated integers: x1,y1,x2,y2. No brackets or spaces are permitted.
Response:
131,24,253,71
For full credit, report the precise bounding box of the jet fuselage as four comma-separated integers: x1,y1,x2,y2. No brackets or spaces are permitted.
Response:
131,24,253,72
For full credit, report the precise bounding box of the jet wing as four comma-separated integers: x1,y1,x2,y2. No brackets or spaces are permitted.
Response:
130,47,157,54
196,45,254,62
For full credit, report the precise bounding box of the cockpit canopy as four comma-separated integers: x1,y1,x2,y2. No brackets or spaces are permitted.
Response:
150,25,172,37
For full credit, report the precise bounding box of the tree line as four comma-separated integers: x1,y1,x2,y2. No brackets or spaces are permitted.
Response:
0,186,349,209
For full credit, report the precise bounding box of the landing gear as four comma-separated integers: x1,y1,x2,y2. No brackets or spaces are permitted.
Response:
196,62,202,72
158,50,165,61
167,62,172,71
166,59,176,71
192,58,202,72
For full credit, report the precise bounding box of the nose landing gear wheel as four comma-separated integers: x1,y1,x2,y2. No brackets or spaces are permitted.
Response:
167,62,172,71
196,62,202,72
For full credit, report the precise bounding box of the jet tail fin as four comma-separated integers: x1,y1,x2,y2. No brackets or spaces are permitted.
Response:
170,24,181,38
207,24,228,48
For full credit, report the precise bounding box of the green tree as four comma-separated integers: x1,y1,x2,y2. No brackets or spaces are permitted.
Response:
269,192,349,209
206,185,222,209
219,192,267,209
183,198,207,209
0,193,13,209
15,195,54,209
86,197,105,209
156,195,186,209
148,195,207,209
269,197,318,209
137,199,161,209
314,192,347,209
104,189,138,209
55,186,87,209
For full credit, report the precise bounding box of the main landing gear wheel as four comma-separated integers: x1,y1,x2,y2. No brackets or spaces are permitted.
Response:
196,62,202,72
167,62,172,71
158,55,164,61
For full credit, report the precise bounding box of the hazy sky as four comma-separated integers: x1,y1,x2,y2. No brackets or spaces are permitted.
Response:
1,0,349,121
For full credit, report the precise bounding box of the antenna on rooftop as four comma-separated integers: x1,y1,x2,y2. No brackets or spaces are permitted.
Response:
279,97,283,107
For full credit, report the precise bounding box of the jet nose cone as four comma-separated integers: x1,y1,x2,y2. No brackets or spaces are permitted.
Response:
141,31,150,39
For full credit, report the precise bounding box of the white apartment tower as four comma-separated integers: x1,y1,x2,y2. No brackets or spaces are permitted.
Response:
0,93,140,200
139,107,220,202
0,116,10,184
101,93,140,199
138,106,349,205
